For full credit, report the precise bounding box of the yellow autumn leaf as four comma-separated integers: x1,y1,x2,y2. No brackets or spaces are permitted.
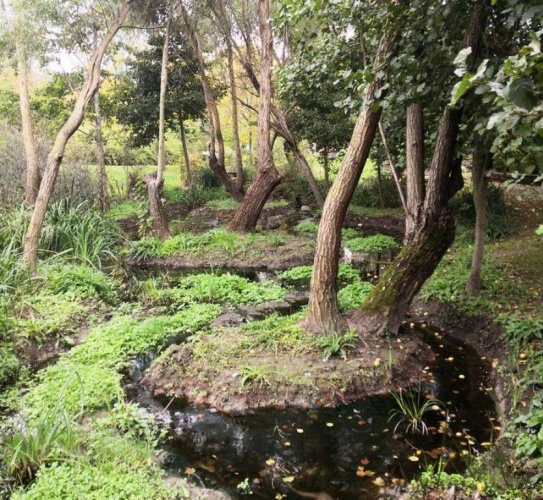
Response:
185,467,195,475
372,477,386,487
283,476,295,483
266,458,275,466
408,455,419,462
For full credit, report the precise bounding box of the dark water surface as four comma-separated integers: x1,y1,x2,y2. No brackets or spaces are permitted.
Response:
135,325,497,499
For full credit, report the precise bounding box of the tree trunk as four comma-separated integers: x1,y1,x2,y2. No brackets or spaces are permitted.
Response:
405,103,426,243
323,152,330,188
466,141,491,294
352,210,455,335
376,161,385,209
304,35,397,335
226,38,244,192
16,44,40,205
22,1,132,270
229,0,282,232
156,18,170,186
179,115,193,189
93,90,109,211
180,5,244,201
145,174,170,240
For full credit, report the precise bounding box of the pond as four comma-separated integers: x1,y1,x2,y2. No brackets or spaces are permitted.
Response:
132,324,498,499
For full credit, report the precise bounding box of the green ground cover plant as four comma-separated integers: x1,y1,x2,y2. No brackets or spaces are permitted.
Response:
344,234,399,253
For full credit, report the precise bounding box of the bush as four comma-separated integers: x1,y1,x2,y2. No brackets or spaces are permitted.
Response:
338,281,374,312
156,273,286,307
451,186,512,240
279,264,360,285
294,220,319,235
351,175,401,208
344,234,399,253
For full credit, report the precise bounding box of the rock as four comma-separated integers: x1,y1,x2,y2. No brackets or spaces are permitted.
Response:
211,313,245,328
300,205,311,213
266,215,283,229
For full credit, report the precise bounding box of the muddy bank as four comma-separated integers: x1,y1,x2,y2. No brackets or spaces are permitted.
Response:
142,325,434,414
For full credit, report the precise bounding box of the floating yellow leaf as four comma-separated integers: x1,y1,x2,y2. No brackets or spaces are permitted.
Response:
326,422,334,427
458,374,465,379
185,467,196,475
392,478,406,486
481,442,492,447
266,459,276,466
408,455,419,462
283,476,295,483
360,457,370,465
372,477,386,487
283,441,291,447
296,428,304,433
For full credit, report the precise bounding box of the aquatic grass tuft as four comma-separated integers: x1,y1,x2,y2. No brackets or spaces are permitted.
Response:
389,387,444,435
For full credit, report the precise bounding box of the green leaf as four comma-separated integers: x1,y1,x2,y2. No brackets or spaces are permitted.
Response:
505,78,538,110
451,73,473,105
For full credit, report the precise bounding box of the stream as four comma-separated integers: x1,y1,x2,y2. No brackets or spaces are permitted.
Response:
130,324,498,500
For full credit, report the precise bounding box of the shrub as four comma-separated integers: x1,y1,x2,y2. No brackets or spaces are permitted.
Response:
451,186,512,240
294,220,319,235
0,346,20,387
40,264,119,303
344,234,399,253
158,273,286,307
338,281,374,312
351,175,402,208
279,264,360,285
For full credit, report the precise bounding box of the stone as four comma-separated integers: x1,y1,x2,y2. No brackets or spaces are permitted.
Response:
266,215,283,229
300,205,311,213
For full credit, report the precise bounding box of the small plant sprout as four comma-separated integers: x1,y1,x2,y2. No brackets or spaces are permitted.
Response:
313,330,358,361
389,386,444,435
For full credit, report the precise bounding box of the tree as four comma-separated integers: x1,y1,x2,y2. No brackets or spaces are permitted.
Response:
23,1,132,270
228,0,283,231
305,0,492,336
114,25,206,187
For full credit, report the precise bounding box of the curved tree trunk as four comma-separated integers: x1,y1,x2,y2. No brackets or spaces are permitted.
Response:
304,34,398,335
466,141,491,294
179,115,193,189
93,90,109,211
229,0,282,232
16,44,40,205
180,5,244,201
22,1,132,270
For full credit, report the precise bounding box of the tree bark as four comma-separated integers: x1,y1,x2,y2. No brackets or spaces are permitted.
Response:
145,174,170,240
93,90,109,211
179,114,193,189
226,37,244,192
16,44,40,205
179,4,244,201
22,1,132,270
405,103,426,243
466,141,491,294
229,0,282,232
304,34,397,335
156,18,170,186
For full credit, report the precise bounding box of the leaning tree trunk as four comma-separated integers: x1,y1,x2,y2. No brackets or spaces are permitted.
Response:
180,4,244,201
22,1,132,270
304,34,397,335
16,44,40,205
229,0,282,232
147,17,171,240
404,102,426,243
179,115,193,189
352,107,462,336
466,141,491,294
93,90,109,211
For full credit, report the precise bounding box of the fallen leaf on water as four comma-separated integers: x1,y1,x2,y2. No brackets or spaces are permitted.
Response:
283,441,291,447
372,477,386,487
458,374,465,379
296,428,304,434
185,467,196,475
481,442,492,447
408,455,419,462
326,422,334,427
265,459,275,466
392,478,406,486
360,458,370,465
283,476,295,483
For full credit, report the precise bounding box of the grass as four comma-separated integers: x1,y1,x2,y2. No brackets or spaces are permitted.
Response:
388,387,443,435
